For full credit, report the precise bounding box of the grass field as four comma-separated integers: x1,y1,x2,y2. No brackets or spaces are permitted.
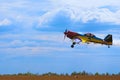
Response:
1,75,120,80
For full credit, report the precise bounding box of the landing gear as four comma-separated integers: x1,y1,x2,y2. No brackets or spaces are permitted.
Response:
71,45,74,48
71,42,76,48
108,45,110,48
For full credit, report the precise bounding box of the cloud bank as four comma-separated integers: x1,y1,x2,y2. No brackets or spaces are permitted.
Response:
0,0,120,29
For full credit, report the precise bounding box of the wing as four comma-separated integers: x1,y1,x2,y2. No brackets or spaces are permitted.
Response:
73,35,89,43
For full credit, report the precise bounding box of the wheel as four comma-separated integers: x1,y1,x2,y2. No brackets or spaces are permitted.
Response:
73,42,76,45
71,45,74,48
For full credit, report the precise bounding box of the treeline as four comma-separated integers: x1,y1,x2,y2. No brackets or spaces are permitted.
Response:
1,71,120,76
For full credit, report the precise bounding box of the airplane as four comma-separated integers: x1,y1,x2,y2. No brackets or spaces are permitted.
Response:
64,29,112,48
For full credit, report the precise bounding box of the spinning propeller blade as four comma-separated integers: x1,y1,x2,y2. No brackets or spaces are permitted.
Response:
64,35,66,40
64,29,68,40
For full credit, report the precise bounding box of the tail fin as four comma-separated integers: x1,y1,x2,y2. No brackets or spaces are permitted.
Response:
104,34,112,45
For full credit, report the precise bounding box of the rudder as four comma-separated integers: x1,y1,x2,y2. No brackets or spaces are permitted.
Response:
104,34,112,45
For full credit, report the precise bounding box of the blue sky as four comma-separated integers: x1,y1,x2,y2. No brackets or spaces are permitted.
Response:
0,0,120,74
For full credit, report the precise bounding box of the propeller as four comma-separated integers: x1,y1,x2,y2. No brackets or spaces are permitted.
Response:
64,29,68,40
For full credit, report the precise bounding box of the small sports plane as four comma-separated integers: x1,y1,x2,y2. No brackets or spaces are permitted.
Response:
64,29,112,48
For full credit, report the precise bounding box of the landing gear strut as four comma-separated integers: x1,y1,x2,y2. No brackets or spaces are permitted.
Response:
108,45,110,48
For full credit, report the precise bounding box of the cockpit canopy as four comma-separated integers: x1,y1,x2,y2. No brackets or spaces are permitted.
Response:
84,33,95,37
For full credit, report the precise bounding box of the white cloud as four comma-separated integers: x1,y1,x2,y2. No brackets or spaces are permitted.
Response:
113,39,120,47
31,0,120,26
0,0,120,28
0,19,11,26
50,0,120,8
38,9,60,27
41,0,120,25
0,32,67,48
0,45,71,56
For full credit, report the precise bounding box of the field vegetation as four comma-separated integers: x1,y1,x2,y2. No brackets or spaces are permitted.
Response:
1,71,120,80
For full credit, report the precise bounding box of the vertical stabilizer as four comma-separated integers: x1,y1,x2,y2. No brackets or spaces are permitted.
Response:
104,34,112,45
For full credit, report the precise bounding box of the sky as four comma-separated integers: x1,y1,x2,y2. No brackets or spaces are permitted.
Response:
0,0,120,74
